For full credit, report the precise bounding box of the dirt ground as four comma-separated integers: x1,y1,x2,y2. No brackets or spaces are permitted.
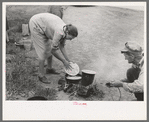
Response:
6,5,144,101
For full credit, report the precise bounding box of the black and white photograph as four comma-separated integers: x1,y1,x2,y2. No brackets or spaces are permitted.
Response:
3,2,147,120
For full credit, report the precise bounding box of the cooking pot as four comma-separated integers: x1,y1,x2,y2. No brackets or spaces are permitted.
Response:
65,74,82,84
81,70,96,86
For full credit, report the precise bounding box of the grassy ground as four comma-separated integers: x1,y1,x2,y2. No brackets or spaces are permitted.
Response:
6,5,144,101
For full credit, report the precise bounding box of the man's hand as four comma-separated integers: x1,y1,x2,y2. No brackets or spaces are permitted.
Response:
120,78,129,83
63,61,72,70
106,81,123,87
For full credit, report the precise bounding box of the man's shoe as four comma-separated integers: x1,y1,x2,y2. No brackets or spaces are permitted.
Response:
38,76,51,84
46,68,60,74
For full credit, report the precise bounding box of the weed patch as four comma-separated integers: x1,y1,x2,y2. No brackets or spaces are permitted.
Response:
6,43,38,100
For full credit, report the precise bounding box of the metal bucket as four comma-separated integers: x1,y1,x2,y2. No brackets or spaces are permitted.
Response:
81,70,96,86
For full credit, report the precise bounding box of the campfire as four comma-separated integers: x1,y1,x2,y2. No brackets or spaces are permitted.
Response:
58,70,97,98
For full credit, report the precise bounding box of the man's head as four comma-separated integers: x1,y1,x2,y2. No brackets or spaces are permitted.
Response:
64,24,78,40
121,42,143,64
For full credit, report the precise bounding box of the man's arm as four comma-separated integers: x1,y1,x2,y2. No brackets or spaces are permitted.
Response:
51,48,71,70
50,32,65,63
51,48,65,63
108,69,144,93
123,70,144,93
49,32,72,69
59,40,70,62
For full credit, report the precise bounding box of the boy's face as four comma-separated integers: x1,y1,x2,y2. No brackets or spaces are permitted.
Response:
123,53,134,64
